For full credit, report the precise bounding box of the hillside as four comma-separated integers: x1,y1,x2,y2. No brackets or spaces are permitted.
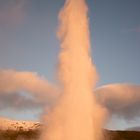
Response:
0,118,140,140
0,117,40,131
104,130,140,140
0,129,140,140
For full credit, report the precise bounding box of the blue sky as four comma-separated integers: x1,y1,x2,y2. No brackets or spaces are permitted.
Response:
0,0,140,130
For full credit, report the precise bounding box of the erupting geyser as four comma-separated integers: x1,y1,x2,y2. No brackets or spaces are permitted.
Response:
40,0,106,140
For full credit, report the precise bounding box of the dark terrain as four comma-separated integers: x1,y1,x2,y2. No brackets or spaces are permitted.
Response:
104,130,140,140
0,129,140,140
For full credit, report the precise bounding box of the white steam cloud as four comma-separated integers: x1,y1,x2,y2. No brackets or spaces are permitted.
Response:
0,93,41,111
95,84,140,120
0,69,58,110
40,0,106,140
0,69,140,124
0,0,140,137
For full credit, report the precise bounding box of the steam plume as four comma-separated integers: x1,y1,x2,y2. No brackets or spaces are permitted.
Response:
40,0,106,140
0,69,58,109
95,84,140,120
0,93,41,111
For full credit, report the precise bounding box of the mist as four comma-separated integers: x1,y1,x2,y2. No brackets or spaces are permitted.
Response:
0,69,58,110
0,69,140,125
40,0,106,140
95,84,140,120
0,0,139,136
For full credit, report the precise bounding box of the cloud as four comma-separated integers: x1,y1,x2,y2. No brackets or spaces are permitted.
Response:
0,69,59,110
1,70,140,121
0,92,42,111
95,84,140,120
0,0,28,26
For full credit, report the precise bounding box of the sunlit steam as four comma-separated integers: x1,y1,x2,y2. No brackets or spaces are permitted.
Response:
40,0,106,140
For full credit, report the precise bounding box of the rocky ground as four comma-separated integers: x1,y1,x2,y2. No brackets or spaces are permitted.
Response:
0,129,140,140
0,117,140,140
